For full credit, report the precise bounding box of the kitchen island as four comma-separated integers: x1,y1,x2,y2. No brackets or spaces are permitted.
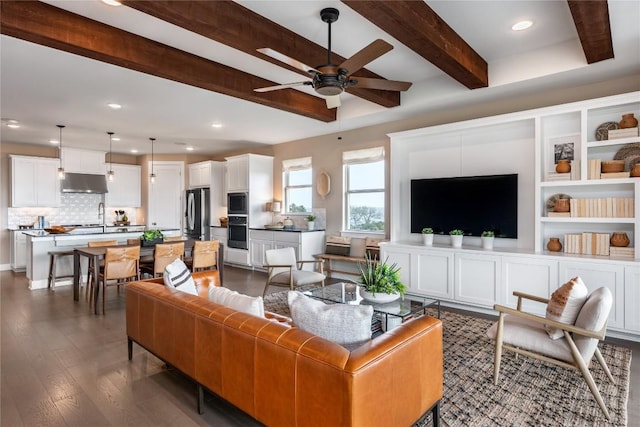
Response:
24,228,181,289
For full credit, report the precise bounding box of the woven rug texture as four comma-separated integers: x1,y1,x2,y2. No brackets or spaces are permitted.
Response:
263,290,631,426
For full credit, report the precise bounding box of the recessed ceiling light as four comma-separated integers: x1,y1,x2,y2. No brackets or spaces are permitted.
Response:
50,139,59,144
211,123,223,128
186,147,194,151
7,123,20,129
130,149,138,153
112,137,120,141
107,103,122,109
101,0,122,6
512,20,533,31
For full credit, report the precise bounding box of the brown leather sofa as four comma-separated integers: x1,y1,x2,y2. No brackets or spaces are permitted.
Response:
126,270,443,427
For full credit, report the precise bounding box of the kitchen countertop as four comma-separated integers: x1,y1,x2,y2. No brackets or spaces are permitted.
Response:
23,227,179,238
250,227,325,233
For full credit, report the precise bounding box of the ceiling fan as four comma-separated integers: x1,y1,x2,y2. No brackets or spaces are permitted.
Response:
254,7,412,109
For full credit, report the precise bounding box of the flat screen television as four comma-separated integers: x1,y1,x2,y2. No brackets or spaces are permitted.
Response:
410,174,518,238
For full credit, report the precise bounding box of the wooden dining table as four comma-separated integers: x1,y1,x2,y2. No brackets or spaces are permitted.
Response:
72,239,223,314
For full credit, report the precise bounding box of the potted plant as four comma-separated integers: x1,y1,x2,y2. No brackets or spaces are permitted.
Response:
421,227,434,246
481,230,495,249
449,229,464,248
357,254,407,303
140,229,164,247
305,214,316,230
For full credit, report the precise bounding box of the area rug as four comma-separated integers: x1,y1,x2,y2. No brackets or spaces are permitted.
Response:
263,291,631,427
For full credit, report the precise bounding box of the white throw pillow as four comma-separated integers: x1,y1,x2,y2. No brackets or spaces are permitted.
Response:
287,291,373,347
208,286,265,318
163,258,198,296
545,276,589,339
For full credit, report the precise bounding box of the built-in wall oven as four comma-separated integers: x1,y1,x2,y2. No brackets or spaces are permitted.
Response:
227,192,248,215
227,215,248,250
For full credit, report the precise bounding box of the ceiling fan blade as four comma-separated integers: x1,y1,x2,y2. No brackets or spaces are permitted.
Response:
338,39,393,75
325,95,341,109
254,82,309,93
350,77,412,92
257,48,320,75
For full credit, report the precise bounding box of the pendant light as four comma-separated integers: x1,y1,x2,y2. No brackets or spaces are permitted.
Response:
107,131,115,181
57,125,65,179
149,137,156,184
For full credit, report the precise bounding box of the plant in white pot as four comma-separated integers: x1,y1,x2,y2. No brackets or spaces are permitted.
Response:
357,254,407,304
481,230,495,249
449,229,464,248
421,227,434,246
305,214,316,230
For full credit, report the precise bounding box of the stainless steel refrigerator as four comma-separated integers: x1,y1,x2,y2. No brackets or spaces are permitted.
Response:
185,188,210,240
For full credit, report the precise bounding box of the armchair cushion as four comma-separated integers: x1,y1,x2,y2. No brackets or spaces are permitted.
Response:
271,270,326,286
208,286,265,317
545,276,588,339
163,258,198,296
574,286,612,361
288,291,372,348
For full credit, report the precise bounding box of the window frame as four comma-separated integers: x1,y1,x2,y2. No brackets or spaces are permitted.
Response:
282,157,313,214
343,148,385,233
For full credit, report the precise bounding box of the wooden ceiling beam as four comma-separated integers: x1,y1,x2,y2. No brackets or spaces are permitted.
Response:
342,0,488,89
121,0,400,108
567,0,614,64
0,1,335,122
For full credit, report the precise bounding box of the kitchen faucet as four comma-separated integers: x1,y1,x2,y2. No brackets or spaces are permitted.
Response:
98,202,105,225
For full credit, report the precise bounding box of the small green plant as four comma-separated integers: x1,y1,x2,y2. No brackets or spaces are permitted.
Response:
449,229,464,236
481,230,495,237
421,227,434,234
141,229,163,241
305,214,316,221
357,254,407,298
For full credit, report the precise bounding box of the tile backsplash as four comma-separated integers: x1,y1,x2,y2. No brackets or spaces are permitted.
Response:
8,193,140,229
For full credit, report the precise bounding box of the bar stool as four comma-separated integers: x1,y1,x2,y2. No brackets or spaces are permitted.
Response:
48,250,80,289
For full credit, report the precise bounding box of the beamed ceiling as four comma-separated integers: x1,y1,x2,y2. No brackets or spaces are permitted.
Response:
1,0,638,155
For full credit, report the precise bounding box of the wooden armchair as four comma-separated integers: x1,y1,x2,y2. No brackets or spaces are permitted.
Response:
486,287,614,420
263,247,325,296
98,245,140,314
140,242,184,278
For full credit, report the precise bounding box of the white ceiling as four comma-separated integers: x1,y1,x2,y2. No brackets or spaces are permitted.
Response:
1,0,639,155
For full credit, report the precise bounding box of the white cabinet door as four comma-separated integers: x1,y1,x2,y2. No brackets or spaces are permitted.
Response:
559,261,624,329
35,159,61,207
10,231,27,271
210,227,228,260
501,256,559,316
106,164,141,207
62,148,105,173
226,156,249,192
188,162,211,188
414,250,454,300
250,239,273,268
11,156,60,207
624,266,640,333
454,253,501,308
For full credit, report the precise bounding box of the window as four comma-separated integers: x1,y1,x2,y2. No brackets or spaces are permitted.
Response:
283,157,312,213
343,147,385,232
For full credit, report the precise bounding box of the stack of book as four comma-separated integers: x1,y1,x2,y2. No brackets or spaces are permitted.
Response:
567,197,634,218
601,171,630,179
609,247,635,259
607,127,639,139
588,159,602,179
563,232,610,255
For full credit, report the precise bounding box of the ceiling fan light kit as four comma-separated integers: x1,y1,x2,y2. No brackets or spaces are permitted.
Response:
254,7,411,108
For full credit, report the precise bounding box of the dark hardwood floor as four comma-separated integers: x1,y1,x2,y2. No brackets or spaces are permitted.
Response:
1,268,638,426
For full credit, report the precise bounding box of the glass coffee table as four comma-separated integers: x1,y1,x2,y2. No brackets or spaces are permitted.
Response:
305,282,440,335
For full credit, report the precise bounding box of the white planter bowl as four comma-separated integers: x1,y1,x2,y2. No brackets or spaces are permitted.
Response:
422,234,434,246
481,236,494,249
450,234,463,248
359,288,401,304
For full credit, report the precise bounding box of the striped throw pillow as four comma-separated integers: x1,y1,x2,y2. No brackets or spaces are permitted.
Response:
325,235,351,256
163,259,198,296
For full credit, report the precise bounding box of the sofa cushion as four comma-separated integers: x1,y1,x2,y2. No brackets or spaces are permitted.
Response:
163,258,198,295
545,276,588,339
208,286,265,317
325,235,351,256
287,291,372,348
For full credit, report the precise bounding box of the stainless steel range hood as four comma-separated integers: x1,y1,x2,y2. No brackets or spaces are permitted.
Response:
60,173,109,194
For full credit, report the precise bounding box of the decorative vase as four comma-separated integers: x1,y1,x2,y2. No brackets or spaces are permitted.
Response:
450,234,463,248
555,159,571,173
619,113,638,129
481,236,494,250
631,164,640,178
359,288,400,304
547,237,562,252
610,232,630,247
422,234,434,246
554,198,570,213
307,221,315,230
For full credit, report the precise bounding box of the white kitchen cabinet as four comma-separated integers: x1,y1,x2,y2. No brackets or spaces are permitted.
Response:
454,252,502,308
10,231,27,272
624,266,640,333
559,260,625,329
10,155,60,207
225,154,274,229
210,226,228,260
62,147,105,174
225,155,249,192
501,256,559,316
188,161,211,188
249,229,325,271
105,164,141,207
